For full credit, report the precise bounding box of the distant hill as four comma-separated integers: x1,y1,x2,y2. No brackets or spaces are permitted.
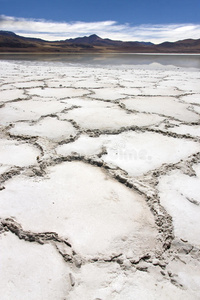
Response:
65,34,154,47
156,38,200,52
0,31,200,53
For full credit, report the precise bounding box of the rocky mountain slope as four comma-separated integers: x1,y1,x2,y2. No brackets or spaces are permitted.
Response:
0,30,200,53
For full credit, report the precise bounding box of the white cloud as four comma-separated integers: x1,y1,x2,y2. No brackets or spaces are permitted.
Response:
0,15,200,43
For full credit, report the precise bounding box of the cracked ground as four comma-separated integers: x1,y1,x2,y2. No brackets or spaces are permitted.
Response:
0,59,200,300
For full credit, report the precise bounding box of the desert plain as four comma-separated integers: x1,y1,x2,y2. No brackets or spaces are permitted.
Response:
0,55,200,299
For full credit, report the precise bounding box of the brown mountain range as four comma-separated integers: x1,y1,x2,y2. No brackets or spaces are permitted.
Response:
0,31,200,53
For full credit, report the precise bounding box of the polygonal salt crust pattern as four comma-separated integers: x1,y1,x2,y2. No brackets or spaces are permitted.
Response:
1,60,200,300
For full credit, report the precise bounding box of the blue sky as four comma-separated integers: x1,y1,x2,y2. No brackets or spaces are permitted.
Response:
0,0,200,43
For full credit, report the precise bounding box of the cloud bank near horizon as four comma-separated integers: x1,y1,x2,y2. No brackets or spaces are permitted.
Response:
0,15,200,43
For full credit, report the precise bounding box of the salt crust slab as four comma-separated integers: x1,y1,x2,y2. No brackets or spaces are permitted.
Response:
158,78,200,92
12,80,45,88
27,87,89,98
0,100,71,125
0,89,26,102
191,105,200,114
67,262,195,300
166,257,200,298
0,139,40,167
121,96,199,122
169,124,200,137
0,162,157,257
140,86,182,96
9,117,77,141
158,167,200,245
102,132,199,176
0,232,70,300
57,132,199,176
62,106,164,130
180,94,200,104
88,87,141,100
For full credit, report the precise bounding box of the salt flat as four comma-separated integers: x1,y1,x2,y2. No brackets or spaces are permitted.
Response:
0,58,200,300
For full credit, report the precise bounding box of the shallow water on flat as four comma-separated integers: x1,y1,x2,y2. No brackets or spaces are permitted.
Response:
0,53,200,68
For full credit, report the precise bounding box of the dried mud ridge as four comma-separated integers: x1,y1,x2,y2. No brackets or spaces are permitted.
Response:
1,63,200,297
0,217,172,275
0,218,72,247
1,215,199,290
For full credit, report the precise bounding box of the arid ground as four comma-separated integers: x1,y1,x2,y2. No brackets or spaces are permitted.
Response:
0,58,200,299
